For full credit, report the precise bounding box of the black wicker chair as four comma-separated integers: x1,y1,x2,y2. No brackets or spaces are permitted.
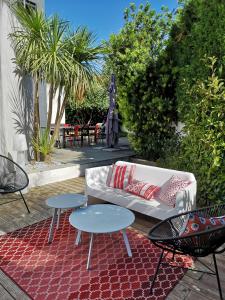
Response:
0,154,30,213
148,204,225,300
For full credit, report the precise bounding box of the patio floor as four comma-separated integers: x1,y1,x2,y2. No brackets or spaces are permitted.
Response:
26,137,135,189
52,137,133,164
0,177,224,299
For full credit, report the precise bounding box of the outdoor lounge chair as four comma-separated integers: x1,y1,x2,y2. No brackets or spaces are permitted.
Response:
0,154,30,213
148,204,225,300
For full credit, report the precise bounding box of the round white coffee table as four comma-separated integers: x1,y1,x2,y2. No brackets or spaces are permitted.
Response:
46,193,87,243
69,204,135,269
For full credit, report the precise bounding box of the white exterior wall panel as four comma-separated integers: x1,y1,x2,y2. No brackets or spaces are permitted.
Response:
0,0,46,161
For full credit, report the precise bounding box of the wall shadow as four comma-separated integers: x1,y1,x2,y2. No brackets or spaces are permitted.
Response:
9,71,34,161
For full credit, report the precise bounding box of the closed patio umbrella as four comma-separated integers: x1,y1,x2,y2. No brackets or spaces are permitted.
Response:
105,74,119,147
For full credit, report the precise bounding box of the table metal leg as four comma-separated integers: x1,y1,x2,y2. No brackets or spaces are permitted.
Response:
75,230,82,245
122,229,132,257
48,208,58,243
57,208,61,229
87,233,94,270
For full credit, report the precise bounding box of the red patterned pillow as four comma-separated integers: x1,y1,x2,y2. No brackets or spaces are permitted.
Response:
125,181,160,200
106,164,135,189
157,175,190,207
180,213,225,236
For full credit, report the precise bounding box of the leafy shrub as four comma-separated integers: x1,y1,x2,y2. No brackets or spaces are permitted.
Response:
169,0,225,119
106,3,177,160
66,82,108,125
32,129,54,161
160,58,225,206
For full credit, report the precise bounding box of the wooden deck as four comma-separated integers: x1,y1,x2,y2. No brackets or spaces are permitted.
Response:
0,177,224,299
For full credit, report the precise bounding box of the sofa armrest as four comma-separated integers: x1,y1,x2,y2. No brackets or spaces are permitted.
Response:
85,165,110,190
175,181,197,212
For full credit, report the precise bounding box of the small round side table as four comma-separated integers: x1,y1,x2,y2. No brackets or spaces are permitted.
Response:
46,193,87,243
69,204,135,269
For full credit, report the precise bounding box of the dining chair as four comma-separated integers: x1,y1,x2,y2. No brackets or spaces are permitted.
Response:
74,125,81,146
81,126,90,146
64,124,74,147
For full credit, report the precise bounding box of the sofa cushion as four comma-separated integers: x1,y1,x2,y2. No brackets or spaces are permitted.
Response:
125,181,160,200
106,164,135,189
115,161,193,187
157,175,190,207
106,165,113,186
86,182,179,220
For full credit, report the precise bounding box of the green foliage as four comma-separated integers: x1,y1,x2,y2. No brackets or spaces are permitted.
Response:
106,3,177,160
160,0,225,206
169,0,225,119
11,4,104,159
161,58,225,206
32,129,54,159
66,82,108,124
11,4,104,99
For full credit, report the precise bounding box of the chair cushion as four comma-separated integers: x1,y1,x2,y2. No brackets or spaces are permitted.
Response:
125,181,160,200
0,184,15,193
157,175,190,207
180,213,225,236
0,172,15,187
106,164,135,189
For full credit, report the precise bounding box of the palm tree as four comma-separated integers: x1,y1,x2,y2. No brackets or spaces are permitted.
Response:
10,4,104,159
10,4,48,159
35,15,71,131
51,27,104,141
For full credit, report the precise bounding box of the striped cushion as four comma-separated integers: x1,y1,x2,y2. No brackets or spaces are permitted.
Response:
106,164,135,189
125,181,160,200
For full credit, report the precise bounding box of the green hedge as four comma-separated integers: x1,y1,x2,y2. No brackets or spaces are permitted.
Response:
66,82,108,125
160,58,225,206
170,0,225,119
106,0,225,205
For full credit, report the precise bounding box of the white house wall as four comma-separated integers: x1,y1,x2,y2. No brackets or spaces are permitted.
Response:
0,0,46,161
0,0,32,160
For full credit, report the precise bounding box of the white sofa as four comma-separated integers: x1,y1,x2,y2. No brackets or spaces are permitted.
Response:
85,161,197,220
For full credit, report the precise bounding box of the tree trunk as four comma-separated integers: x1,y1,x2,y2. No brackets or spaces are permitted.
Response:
46,83,54,131
33,78,40,161
54,85,62,124
51,91,68,142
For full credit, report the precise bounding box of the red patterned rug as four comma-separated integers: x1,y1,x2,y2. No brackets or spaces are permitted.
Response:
0,211,192,300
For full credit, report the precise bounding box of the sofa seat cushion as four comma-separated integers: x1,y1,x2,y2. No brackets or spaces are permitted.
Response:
86,183,179,220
